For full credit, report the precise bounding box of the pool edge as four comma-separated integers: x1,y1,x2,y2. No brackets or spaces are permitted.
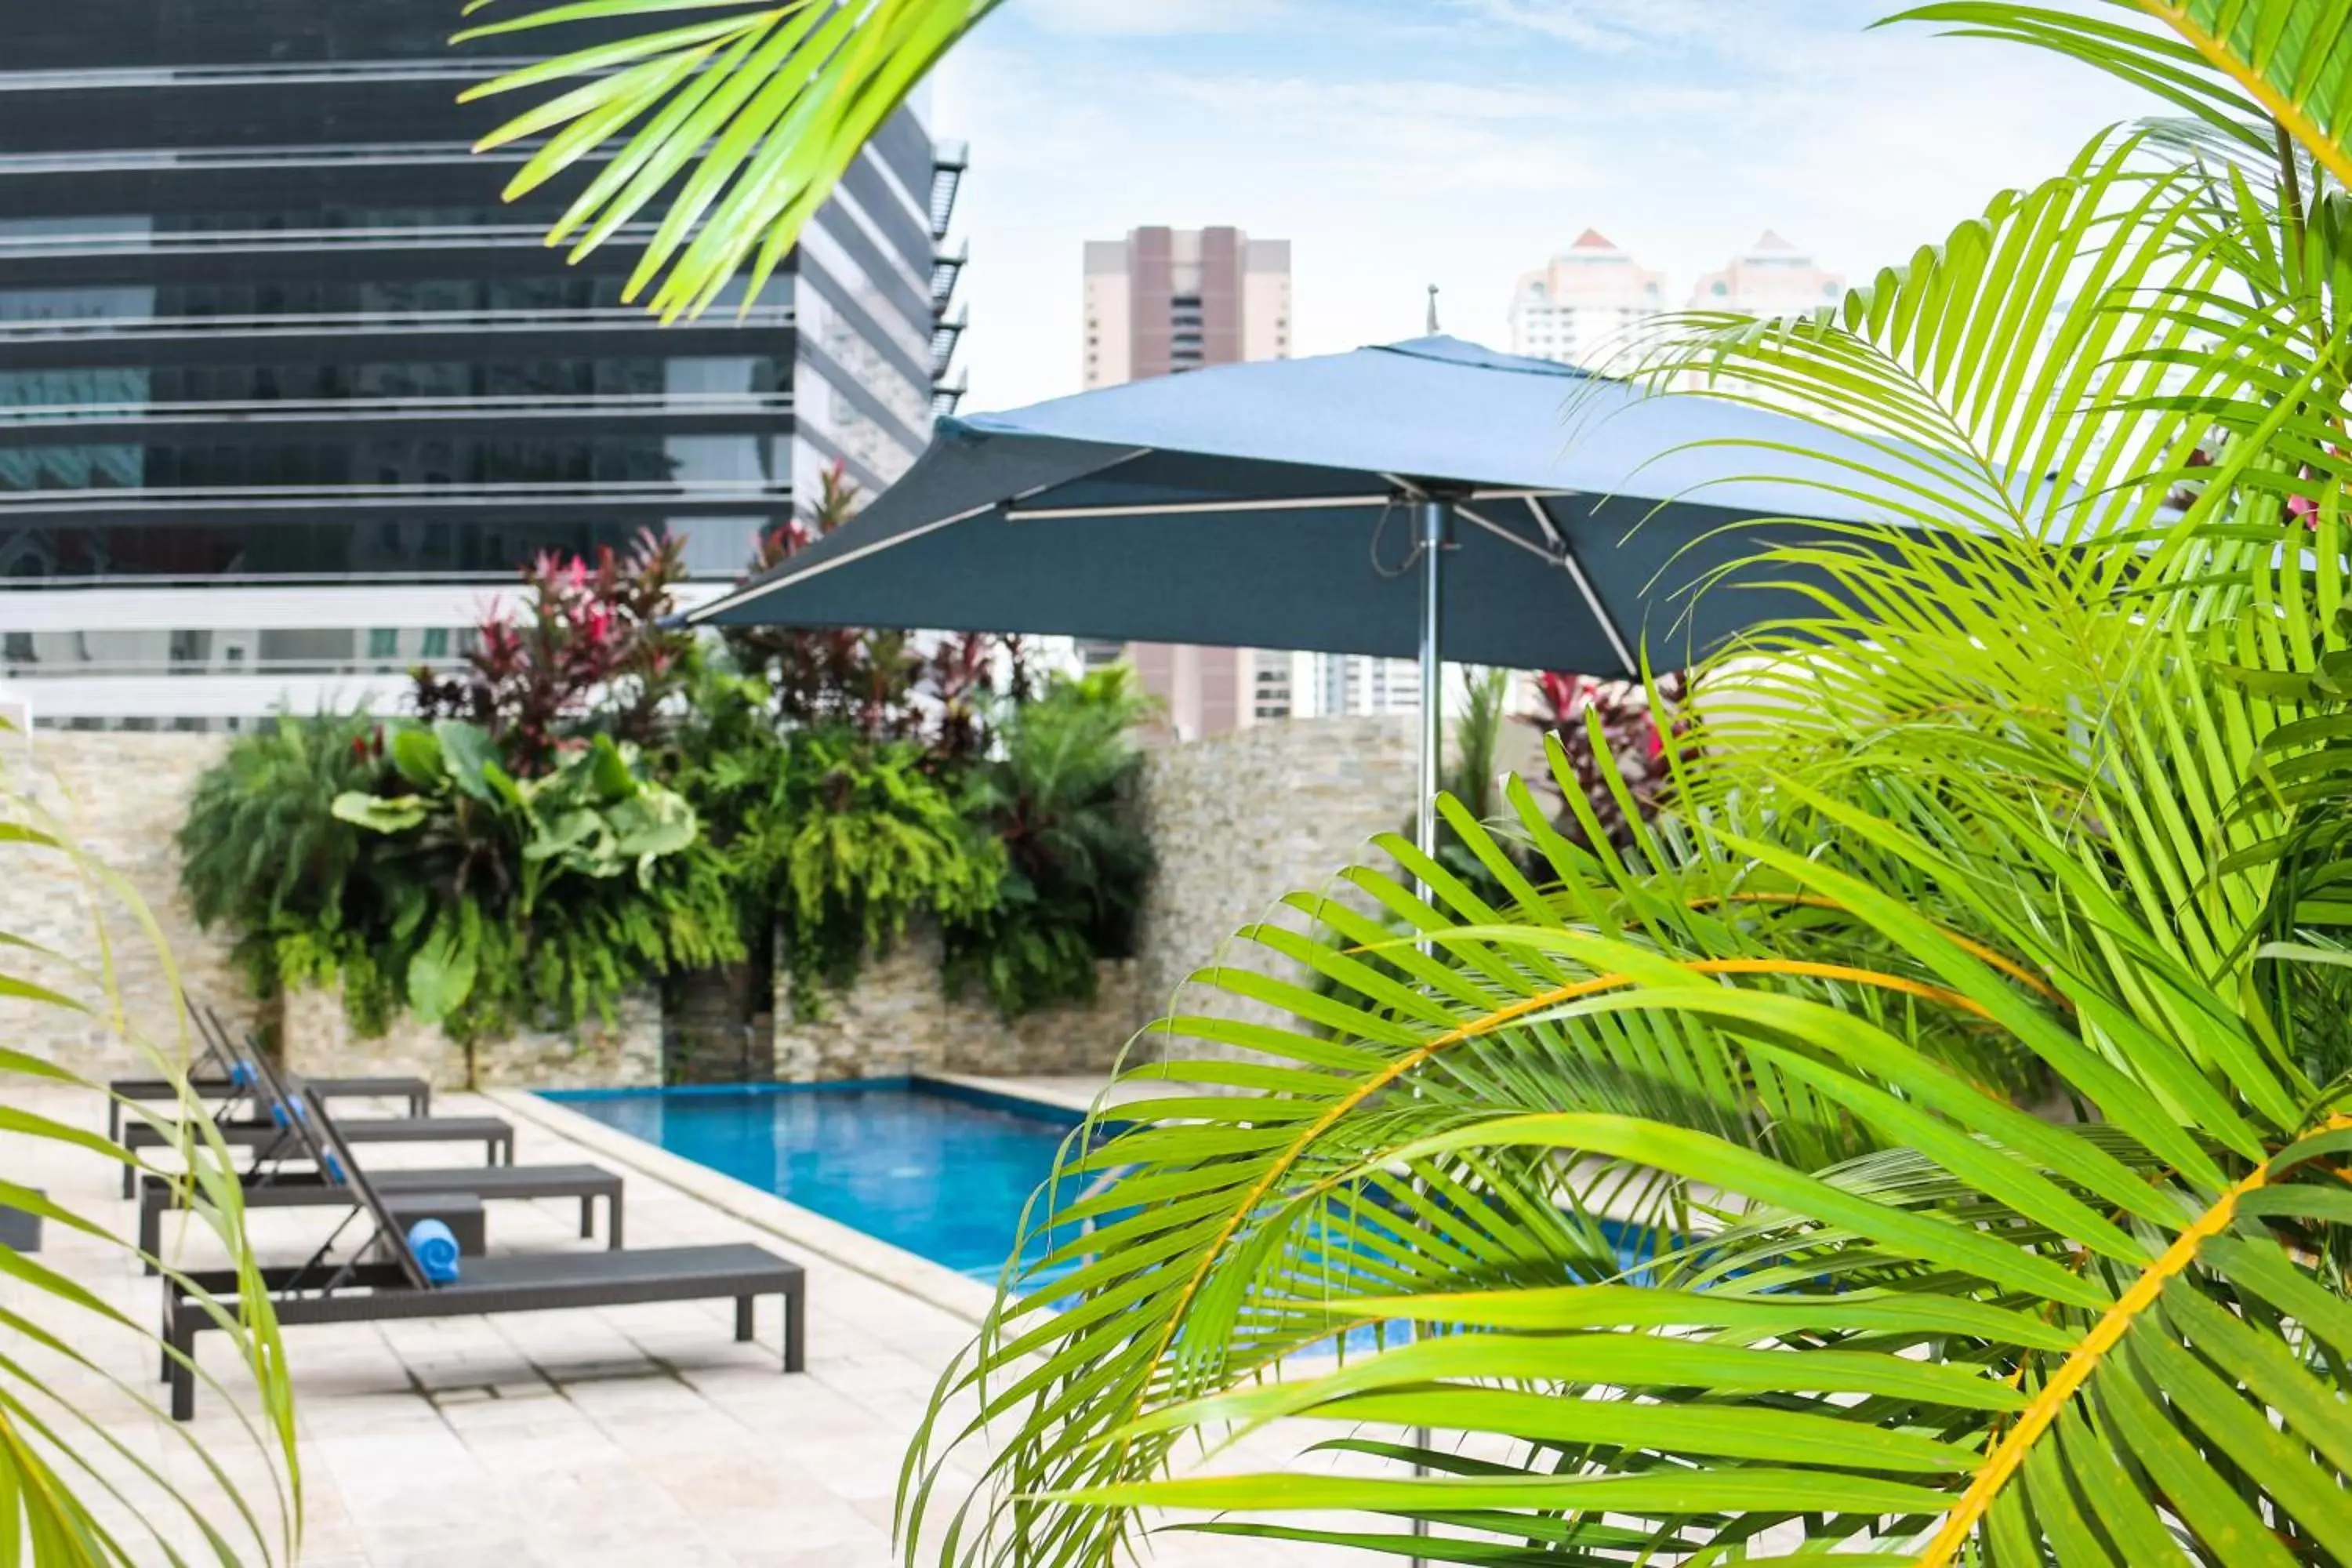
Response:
488,1087,1004,1326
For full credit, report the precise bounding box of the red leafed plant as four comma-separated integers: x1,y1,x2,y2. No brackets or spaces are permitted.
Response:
722,461,1024,764
1519,668,1690,846
412,528,695,775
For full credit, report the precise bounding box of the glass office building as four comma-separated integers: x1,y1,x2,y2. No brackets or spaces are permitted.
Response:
0,3,965,724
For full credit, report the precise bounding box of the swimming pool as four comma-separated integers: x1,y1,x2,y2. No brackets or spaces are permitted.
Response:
543,1078,1096,1280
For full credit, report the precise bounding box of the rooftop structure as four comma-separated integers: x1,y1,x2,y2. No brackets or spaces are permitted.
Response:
1505,227,1667,370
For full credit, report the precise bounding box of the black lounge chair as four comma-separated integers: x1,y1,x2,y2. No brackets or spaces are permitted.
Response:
136,1049,624,1272
161,1087,804,1420
105,1007,430,1142
118,1042,510,1196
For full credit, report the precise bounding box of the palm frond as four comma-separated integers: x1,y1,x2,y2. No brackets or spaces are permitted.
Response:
454,0,999,318
1893,2,2352,183
2,742,300,1565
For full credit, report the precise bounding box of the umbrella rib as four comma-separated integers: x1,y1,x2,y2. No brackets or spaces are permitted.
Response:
1453,496,1639,676
683,497,1003,622
1004,493,1392,520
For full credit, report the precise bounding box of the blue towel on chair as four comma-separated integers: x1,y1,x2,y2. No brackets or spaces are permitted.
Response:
406,1219,462,1284
229,1062,254,1087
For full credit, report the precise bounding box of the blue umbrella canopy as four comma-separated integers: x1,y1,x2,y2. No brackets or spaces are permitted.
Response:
688,336,1903,673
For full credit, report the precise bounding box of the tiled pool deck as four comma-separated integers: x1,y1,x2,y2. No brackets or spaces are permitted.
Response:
8,1081,1360,1567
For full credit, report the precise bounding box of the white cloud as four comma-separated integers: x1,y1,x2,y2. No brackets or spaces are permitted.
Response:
931,0,2158,412
1018,0,1289,34
1452,0,1715,52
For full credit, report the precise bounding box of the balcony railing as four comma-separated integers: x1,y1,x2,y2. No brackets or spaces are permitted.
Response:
0,394,794,428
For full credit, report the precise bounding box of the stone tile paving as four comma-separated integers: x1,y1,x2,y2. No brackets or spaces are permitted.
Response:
6,1087,1369,1567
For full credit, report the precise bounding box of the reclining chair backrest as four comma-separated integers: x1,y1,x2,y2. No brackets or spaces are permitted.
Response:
297,1084,434,1294
188,1007,265,1121
238,1048,336,1174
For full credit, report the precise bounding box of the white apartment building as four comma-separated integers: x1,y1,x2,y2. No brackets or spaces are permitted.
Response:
1689,230,1846,314
1505,229,1666,370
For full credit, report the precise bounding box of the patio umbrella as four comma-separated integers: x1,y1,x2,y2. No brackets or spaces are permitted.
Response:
687,335,1909,856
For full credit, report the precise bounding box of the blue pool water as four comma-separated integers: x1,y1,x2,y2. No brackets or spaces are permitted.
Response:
544,1079,1094,1280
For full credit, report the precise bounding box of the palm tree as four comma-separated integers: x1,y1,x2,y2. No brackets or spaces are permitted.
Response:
2,756,300,1563
464,2,2352,1563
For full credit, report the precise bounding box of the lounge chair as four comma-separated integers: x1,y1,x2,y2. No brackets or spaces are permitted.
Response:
117,1044,511,1196
160,1086,804,1420
105,1007,430,1142
136,1049,623,1272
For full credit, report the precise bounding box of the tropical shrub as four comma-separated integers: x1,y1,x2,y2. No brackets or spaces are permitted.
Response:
182,713,736,1046
412,529,695,775
329,719,735,1036
1522,666,1689,848
945,667,1156,1016
705,718,1004,1004
178,710,384,1004
7,739,299,1564
721,463,1028,762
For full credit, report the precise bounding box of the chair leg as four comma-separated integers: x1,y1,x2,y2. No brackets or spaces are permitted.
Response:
579,1196,594,1240
608,1196,623,1250
735,1297,755,1343
122,1160,137,1200
783,1284,805,1374
169,1334,196,1423
140,1192,162,1276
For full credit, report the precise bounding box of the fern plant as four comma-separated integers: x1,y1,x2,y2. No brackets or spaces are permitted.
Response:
945,667,1155,1017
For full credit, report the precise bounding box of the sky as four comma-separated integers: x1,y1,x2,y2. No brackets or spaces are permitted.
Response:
926,0,2152,412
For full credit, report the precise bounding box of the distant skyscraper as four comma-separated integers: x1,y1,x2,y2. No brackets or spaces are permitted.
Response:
1082,227,1290,390
1506,230,1665,369
1689,230,1846,314
1080,227,1294,739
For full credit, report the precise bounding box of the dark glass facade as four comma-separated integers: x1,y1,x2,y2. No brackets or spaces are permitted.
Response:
0,2,960,586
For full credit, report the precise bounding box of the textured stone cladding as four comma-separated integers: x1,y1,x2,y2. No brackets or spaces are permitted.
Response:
0,732,256,1080
1129,714,1420,1065
0,717,1423,1085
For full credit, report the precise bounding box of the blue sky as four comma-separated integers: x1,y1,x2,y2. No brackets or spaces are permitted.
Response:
927,0,2150,411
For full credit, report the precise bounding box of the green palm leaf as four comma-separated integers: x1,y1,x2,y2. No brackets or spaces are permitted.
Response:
3,743,300,1564
1894,2,2352,183
453,0,999,318
894,8,2352,1562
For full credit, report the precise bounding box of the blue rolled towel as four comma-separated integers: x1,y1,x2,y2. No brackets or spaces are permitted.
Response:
406,1219,462,1284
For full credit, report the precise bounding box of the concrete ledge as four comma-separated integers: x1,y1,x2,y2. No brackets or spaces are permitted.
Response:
488,1087,1003,1324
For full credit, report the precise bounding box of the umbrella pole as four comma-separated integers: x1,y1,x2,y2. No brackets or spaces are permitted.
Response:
1409,495,1448,1567
1415,497,1446,870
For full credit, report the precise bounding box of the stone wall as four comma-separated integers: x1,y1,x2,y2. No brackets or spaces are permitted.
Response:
1132,714,1417,1026
768,924,1148,1081
0,717,1428,1086
0,731,260,1080
278,985,661,1091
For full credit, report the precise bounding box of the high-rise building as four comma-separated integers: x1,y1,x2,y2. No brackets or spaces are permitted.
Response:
1688,230,1845,314
1082,227,1289,390
1506,229,1664,370
1079,227,1294,739
0,5,967,727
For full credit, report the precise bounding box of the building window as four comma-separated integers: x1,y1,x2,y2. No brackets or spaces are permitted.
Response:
366,627,399,660
421,627,452,659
